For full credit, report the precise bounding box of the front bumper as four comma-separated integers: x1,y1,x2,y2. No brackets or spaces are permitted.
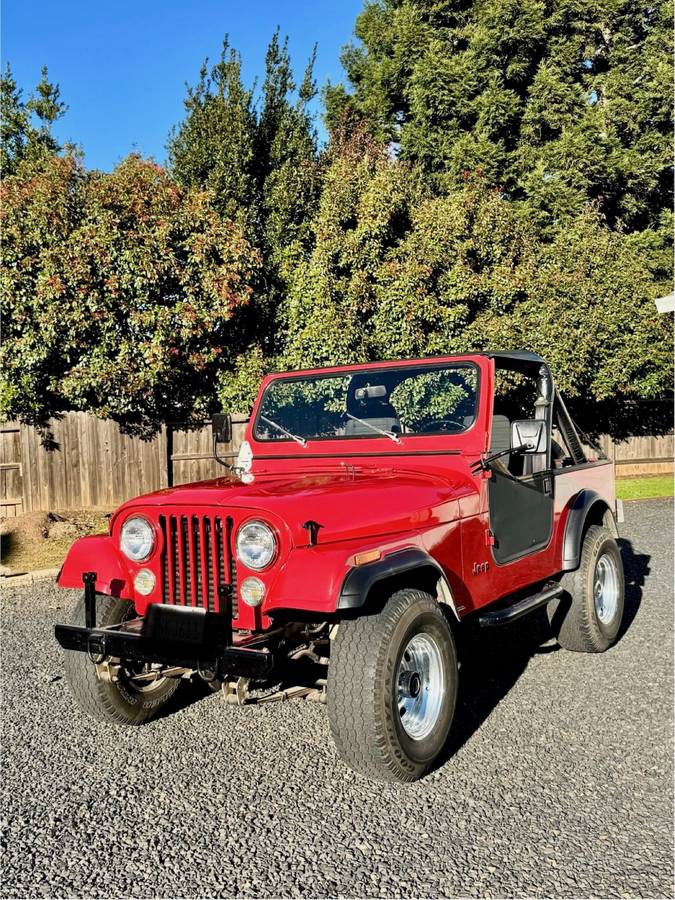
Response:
54,575,275,679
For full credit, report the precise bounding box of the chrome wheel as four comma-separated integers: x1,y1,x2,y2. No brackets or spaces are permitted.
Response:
594,553,619,624
396,632,445,740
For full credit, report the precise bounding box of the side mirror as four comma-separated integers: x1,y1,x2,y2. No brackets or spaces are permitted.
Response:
212,413,232,444
511,419,546,454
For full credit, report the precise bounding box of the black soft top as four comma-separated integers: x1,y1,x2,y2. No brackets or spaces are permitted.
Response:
483,350,546,366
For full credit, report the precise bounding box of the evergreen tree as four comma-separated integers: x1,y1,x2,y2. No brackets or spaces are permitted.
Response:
257,31,320,264
0,64,66,175
326,0,673,234
1,65,29,175
168,41,258,224
168,32,320,252
170,32,321,395
27,65,67,157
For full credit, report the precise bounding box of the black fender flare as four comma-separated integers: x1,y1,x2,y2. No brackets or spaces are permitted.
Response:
561,489,619,571
337,547,459,618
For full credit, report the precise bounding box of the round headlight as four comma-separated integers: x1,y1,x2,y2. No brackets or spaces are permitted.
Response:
236,520,277,570
120,516,155,562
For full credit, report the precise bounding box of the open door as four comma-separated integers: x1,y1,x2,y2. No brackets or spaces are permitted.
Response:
487,359,554,565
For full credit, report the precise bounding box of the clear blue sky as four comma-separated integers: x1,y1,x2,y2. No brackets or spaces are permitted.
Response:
1,0,363,171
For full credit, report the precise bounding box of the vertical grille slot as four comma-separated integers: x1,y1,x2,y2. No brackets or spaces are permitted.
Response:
160,515,169,603
211,516,221,613
187,515,198,607
227,516,238,619
159,512,233,614
177,516,188,605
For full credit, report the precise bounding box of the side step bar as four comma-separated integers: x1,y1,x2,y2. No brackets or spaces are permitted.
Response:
478,581,563,627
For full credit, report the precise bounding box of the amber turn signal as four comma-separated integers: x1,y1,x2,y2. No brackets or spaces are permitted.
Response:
354,549,382,566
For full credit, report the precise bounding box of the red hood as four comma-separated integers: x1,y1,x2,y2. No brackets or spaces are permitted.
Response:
115,465,476,546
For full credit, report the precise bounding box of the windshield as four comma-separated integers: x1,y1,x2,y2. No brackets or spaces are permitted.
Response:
253,363,479,443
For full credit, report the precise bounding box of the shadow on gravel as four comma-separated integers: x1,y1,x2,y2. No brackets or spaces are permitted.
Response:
436,540,651,768
437,610,555,767
155,677,219,720
617,538,650,641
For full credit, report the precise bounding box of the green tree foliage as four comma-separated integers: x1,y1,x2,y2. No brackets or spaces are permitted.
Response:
1,154,261,436
168,33,320,259
279,129,421,370
257,33,321,265
219,129,417,409
1,64,67,175
250,30,322,360
221,132,670,420
167,41,258,224
0,66,29,174
326,0,673,235
3,28,670,437
169,32,322,394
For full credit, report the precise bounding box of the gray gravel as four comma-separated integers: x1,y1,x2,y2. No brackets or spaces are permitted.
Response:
2,499,673,898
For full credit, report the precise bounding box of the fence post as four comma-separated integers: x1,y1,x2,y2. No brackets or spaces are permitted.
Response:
166,424,174,488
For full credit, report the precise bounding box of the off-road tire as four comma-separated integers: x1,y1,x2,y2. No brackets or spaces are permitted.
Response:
63,594,179,725
549,525,625,652
327,589,458,782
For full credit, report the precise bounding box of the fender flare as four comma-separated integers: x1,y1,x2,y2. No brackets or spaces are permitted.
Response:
561,489,619,572
337,547,460,619
57,535,132,598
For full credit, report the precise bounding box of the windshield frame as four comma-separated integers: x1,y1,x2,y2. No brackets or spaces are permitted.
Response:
251,360,481,445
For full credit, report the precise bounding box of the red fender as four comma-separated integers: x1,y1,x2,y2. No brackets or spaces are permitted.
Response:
264,534,431,616
57,535,132,599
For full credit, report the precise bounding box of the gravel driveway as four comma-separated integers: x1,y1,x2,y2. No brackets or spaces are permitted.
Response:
2,499,673,898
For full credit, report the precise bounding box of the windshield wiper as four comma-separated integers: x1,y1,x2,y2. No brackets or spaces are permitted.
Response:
260,415,307,447
345,413,400,443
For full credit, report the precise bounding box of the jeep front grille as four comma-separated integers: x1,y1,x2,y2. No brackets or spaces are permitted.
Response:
158,514,237,615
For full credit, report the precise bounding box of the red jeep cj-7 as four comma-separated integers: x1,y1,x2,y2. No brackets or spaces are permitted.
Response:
56,351,625,782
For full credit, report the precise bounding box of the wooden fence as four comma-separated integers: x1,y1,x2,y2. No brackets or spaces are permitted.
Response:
0,411,672,517
0,413,248,517
595,434,674,477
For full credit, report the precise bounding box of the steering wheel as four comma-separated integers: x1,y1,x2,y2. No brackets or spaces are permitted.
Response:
419,418,463,433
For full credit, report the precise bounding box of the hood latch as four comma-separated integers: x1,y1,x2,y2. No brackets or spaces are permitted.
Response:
302,520,322,547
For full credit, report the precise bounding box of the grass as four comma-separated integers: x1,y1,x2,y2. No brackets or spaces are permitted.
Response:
616,474,674,501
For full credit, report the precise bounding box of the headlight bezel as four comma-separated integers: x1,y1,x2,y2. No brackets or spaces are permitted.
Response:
235,519,278,571
120,515,156,563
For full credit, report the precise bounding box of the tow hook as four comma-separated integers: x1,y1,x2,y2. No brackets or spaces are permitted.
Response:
87,636,106,664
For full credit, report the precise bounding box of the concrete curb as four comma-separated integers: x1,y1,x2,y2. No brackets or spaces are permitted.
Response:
1,568,60,588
